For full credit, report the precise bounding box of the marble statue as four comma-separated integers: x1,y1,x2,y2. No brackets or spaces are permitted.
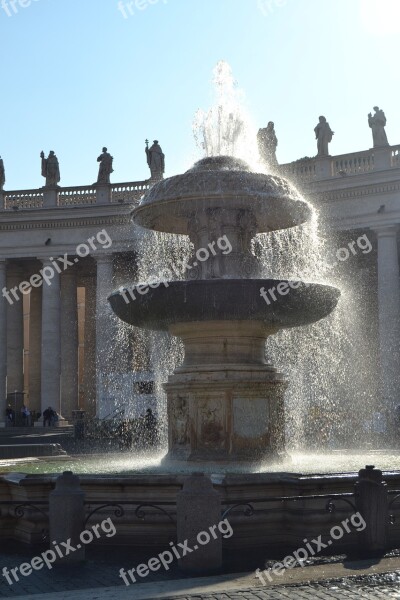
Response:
97,147,114,184
0,156,5,190
40,150,60,187
368,107,389,147
314,116,334,157
145,139,165,181
257,122,278,166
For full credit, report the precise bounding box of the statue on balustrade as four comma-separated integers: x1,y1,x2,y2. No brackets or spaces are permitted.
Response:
314,116,334,157
368,106,389,147
0,156,5,190
257,122,278,166
40,150,60,187
145,139,165,181
97,147,114,184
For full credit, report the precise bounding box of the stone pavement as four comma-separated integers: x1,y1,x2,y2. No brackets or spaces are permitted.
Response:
1,554,400,599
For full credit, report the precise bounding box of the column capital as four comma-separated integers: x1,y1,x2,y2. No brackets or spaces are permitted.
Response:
372,225,399,238
94,253,113,264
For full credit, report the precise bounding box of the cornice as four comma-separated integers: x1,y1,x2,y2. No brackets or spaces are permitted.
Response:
0,209,133,231
307,181,400,203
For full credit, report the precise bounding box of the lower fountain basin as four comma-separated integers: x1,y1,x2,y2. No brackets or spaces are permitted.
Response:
108,278,340,331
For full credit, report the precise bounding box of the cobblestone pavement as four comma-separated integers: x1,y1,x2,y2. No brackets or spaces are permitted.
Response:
160,580,400,600
0,546,182,597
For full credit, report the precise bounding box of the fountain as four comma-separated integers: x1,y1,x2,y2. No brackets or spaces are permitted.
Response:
109,155,340,463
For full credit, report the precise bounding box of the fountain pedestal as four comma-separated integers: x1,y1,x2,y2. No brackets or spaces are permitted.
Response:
164,321,287,462
109,156,340,465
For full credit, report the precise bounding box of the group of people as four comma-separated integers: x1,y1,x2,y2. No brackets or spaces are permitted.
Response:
4,404,58,426
5,404,31,426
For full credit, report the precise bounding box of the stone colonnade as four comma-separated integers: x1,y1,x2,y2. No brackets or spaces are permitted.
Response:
0,254,119,424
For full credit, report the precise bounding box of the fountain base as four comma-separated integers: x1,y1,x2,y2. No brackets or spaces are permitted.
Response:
164,321,287,462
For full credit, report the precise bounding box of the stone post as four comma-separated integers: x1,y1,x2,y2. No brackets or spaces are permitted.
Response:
49,471,85,563
315,156,332,179
374,226,400,419
373,147,391,171
43,188,59,208
61,269,78,420
355,465,388,557
0,260,7,426
95,184,112,205
176,473,222,574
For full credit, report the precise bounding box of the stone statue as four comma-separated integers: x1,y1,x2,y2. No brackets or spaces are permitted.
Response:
257,121,278,166
40,150,60,187
368,106,389,147
314,116,334,157
145,139,165,181
0,156,5,190
97,147,114,184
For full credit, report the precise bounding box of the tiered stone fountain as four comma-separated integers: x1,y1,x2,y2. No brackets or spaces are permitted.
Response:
109,155,340,463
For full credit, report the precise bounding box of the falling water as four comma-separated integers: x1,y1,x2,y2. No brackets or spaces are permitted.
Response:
108,61,378,454
193,60,262,170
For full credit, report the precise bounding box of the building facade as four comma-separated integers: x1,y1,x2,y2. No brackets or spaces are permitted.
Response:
0,142,399,424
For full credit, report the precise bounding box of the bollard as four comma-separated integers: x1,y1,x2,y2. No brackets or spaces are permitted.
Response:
49,471,85,563
355,465,388,557
176,473,222,574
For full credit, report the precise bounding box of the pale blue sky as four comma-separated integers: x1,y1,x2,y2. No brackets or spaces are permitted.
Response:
0,0,398,189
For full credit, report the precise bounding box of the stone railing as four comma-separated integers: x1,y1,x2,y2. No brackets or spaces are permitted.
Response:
110,181,151,203
3,189,44,210
391,145,400,168
58,185,97,206
1,180,152,211
279,158,318,182
332,149,375,176
280,144,400,184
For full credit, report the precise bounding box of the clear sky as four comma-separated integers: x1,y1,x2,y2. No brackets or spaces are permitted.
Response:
0,0,399,189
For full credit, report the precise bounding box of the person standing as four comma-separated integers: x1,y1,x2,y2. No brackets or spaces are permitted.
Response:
40,151,60,187
0,156,5,190
97,147,114,184
257,122,278,166
314,116,334,156
368,106,389,147
145,140,165,181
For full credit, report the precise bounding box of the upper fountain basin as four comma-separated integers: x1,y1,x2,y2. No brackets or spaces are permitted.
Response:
134,156,312,234
108,279,340,331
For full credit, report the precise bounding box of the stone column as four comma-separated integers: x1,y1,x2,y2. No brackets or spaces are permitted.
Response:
28,286,42,415
61,269,78,420
0,261,7,426
374,226,400,413
39,258,61,422
82,277,96,416
95,184,112,205
6,267,24,395
95,255,114,418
